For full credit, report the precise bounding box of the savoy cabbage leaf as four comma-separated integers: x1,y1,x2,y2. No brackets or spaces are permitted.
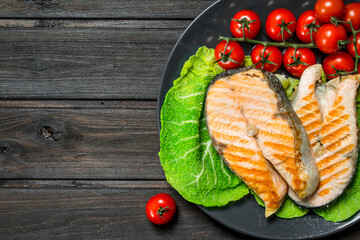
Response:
159,47,249,206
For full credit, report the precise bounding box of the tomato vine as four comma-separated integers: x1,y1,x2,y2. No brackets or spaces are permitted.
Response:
219,16,360,77
332,17,360,75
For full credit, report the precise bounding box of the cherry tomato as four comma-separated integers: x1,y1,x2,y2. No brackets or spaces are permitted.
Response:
283,48,316,77
315,23,347,54
265,8,296,42
346,33,360,58
296,10,322,43
230,10,261,39
314,0,345,23
251,44,282,72
341,3,360,32
214,40,244,70
323,51,355,79
146,193,177,225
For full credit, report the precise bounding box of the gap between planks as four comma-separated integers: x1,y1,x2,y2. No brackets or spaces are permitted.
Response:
0,19,192,29
0,100,157,109
0,179,171,189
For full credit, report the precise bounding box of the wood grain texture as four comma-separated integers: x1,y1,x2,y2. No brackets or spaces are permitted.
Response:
0,0,216,19
0,19,191,100
0,180,250,240
0,180,358,240
0,100,163,179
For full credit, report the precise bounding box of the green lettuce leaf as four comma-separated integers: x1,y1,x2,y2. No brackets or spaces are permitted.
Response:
250,182,309,219
321,69,327,83
159,46,249,207
312,91,360,222
243,55,253,67
276,197,309,218
275,74,299,99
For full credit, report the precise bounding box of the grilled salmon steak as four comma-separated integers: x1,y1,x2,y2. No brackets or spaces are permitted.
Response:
290,64,360,207
205,67,319,216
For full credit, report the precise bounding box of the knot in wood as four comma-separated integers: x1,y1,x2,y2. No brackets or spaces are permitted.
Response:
0,146,8,154
40,126,62,142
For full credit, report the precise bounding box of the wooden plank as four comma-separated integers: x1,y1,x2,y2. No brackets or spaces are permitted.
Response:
0,0,215,19
0,100,163,179
0,99,157,109
0,180,246,240
0,19,191,100
0,180,359,240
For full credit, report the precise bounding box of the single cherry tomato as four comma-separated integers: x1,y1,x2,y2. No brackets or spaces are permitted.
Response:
283,48,316,77
346,33,360,58
296,10,322,43
146,193,177,225
341,3,360,32
323,51,355,79
214,40,244,70
265,8,296,42
315,23,347,54
230,10,261,39
314,0,345,23
251,44,282,72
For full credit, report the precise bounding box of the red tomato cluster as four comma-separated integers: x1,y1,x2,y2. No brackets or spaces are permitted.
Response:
214,0,360,79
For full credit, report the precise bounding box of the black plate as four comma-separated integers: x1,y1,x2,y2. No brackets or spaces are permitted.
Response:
157,0,360,239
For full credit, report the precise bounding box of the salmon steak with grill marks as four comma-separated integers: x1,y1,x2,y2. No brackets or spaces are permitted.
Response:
205,67,319,216
289,64,360,208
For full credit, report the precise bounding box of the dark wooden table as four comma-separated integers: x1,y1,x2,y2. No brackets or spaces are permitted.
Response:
0,1,359,239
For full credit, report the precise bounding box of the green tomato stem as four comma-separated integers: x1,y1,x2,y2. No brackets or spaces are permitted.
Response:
349,22,359,74
218,36,316,49
220,17,360,78
157,206,171,220
323,17,358,75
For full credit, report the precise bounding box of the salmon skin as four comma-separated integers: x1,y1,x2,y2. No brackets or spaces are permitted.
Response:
205,67,319,216
290,64,360,208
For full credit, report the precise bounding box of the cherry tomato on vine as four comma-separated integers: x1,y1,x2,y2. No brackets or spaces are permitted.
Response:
323,51,355,79
214,40,244,69
296,10,322,43
146,193,177,225
251,44,282,72
314,0,345,23
315,23,347,54
230,10,261,39
346,33,360,58
283,48,316,77
265,8,296,42
341,3,360,32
